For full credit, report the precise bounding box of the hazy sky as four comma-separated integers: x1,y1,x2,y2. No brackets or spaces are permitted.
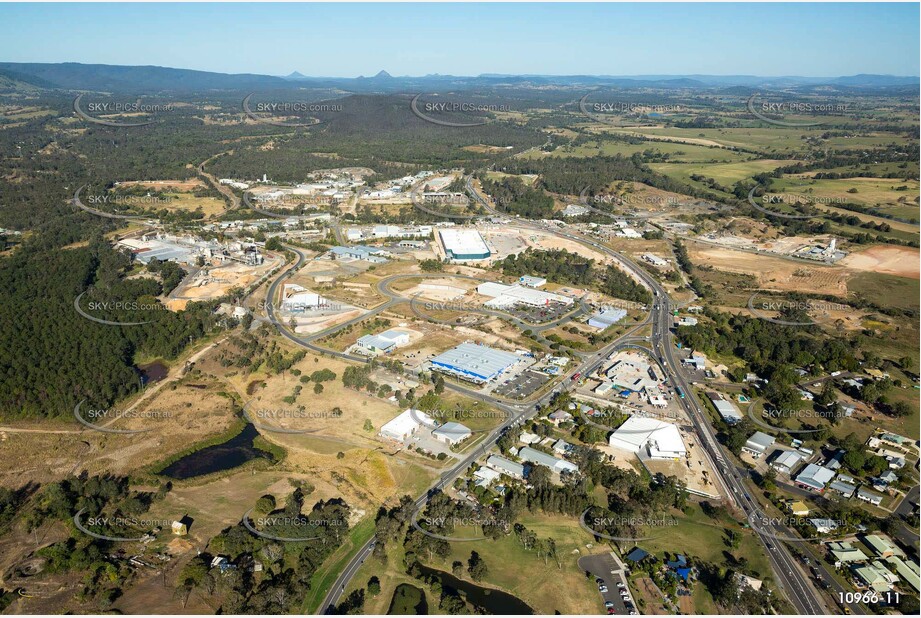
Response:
0,2,918,77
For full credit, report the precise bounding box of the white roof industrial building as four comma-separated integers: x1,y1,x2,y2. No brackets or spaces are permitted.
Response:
486,455,525,479
438,229,491,261
477,282,574,308
518,276,546,288
281,284,331,312
605,352,661,391
743,431,775,457
608,416,687,460
355,329,410,354
379,409,436,441
795,463,836,491
432,422,472,445
588,308,627,330
430,342,521,384
771,449,804,473
518,446,578,474
707,392,743,424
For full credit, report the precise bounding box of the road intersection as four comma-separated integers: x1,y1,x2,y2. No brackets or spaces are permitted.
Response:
253,179,838,615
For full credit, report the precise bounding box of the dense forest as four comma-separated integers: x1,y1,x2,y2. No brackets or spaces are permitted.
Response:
479,175,555,218
491,153,716,201
0,237,222,418
497,248,651,304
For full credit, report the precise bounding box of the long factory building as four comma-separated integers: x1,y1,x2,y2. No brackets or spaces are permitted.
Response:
430,342,521,384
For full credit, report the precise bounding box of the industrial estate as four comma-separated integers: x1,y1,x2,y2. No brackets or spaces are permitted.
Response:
0,3,918,618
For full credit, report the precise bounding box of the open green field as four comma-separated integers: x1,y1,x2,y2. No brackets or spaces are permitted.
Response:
343,532,433,615
484,170,539,185
827,220,918,244
800,161,919,178
815,203,919,232
418,512,601,614
345,512,602,615
527,139,749,163
773,175,919,212
638,503,775,582
848,271,920,312
601,126,914,156
649,159,797,191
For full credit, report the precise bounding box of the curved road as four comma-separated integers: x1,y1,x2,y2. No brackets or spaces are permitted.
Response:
262,177,830,614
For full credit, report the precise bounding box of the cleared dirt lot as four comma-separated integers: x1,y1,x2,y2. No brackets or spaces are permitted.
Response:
687,243,849,295
0,374,239,487
840,244,919,279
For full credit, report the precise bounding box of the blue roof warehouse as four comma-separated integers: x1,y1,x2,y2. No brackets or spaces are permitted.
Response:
430,342,521,384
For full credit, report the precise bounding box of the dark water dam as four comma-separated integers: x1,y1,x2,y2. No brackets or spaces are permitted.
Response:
138,361,168,385
418,565,533,614
159,423,273,479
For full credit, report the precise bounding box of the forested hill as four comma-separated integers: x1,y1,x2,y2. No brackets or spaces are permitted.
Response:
0,62,290,93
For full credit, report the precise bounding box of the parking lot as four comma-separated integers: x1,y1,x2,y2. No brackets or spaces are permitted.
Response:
504,301,574,324
493,369,551,400
578,552,634,615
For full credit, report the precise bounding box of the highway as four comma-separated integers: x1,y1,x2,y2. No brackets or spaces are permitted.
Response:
465,188,833,614
256,179,833,614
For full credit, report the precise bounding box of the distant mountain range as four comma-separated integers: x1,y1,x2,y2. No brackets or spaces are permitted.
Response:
0,61,917,94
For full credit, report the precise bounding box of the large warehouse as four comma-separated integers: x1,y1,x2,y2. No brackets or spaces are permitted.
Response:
438,228,491,261
430,342,521,384
379,409,436,442
477,282,574,309
280,283,331,312
608,416,687,460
